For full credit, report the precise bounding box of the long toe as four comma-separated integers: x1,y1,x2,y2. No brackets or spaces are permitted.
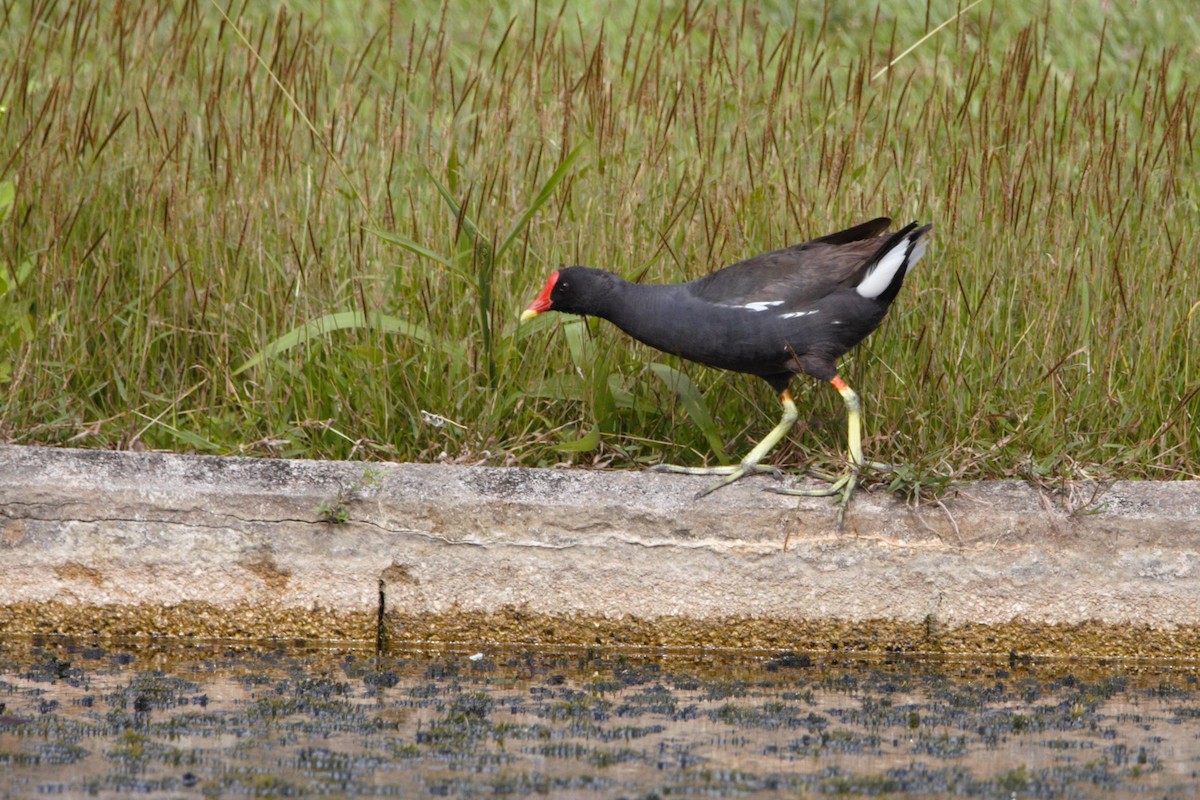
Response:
651,463,742,476
806,462,892,482
767,471,852,498
832,472,857,530
691,463,782,498
768,470,860,530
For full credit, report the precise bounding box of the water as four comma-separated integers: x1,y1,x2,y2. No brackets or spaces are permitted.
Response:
2,637,1199,798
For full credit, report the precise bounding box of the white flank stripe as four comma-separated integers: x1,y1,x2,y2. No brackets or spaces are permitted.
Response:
726,300,784,312
856,237,910,299
779,309,818,319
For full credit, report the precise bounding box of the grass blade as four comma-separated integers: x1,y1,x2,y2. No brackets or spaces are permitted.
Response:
553,425,600,452
427,171,488,251
649,363,729,463
496,142,587,261
235,311,462,374
367,228,471,282
133,411,220,453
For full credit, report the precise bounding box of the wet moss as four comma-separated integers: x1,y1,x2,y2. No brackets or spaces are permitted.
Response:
386,607,1200,661
6,600,1200,662
0,601,375,642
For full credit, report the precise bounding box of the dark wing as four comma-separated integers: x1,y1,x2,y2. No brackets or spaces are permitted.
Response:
688,218,894,307
808,216,892,245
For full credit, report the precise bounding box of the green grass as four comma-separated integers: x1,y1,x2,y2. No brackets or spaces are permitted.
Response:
0,0,1196,484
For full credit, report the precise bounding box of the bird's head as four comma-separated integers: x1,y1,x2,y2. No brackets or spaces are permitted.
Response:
520,266,611,321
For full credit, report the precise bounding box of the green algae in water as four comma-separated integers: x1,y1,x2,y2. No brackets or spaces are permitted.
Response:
1,638,1200,798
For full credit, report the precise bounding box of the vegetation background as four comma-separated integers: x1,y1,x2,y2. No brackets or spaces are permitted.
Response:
1,0,1197,487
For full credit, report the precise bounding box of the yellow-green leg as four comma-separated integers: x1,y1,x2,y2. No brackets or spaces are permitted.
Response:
769,376,889,529
653,390,799,499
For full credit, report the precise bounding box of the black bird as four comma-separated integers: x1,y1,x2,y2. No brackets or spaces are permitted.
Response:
520,217,932,526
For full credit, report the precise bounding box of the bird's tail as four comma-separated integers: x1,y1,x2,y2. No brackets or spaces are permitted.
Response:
853,222,933,305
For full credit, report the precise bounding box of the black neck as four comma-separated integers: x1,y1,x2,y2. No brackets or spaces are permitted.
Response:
582,279,685,353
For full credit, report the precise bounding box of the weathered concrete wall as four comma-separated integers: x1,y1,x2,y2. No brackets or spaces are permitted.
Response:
1,445,1199,654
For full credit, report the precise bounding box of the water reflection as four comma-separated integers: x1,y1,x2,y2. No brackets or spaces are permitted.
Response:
1,638,1198,797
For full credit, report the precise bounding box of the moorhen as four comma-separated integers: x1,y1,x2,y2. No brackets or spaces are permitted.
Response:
520,217,932,526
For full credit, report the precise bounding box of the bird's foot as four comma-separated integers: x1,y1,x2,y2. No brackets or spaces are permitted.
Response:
651,462,782,499
768,466,874,530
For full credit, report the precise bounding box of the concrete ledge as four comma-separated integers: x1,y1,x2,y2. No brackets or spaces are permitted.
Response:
2,445,1199,656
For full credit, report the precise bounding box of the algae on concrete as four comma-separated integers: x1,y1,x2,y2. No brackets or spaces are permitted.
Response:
3,445,1200,656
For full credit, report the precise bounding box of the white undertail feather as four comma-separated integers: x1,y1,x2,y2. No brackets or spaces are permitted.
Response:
909,237,929,268
855,233,923,299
